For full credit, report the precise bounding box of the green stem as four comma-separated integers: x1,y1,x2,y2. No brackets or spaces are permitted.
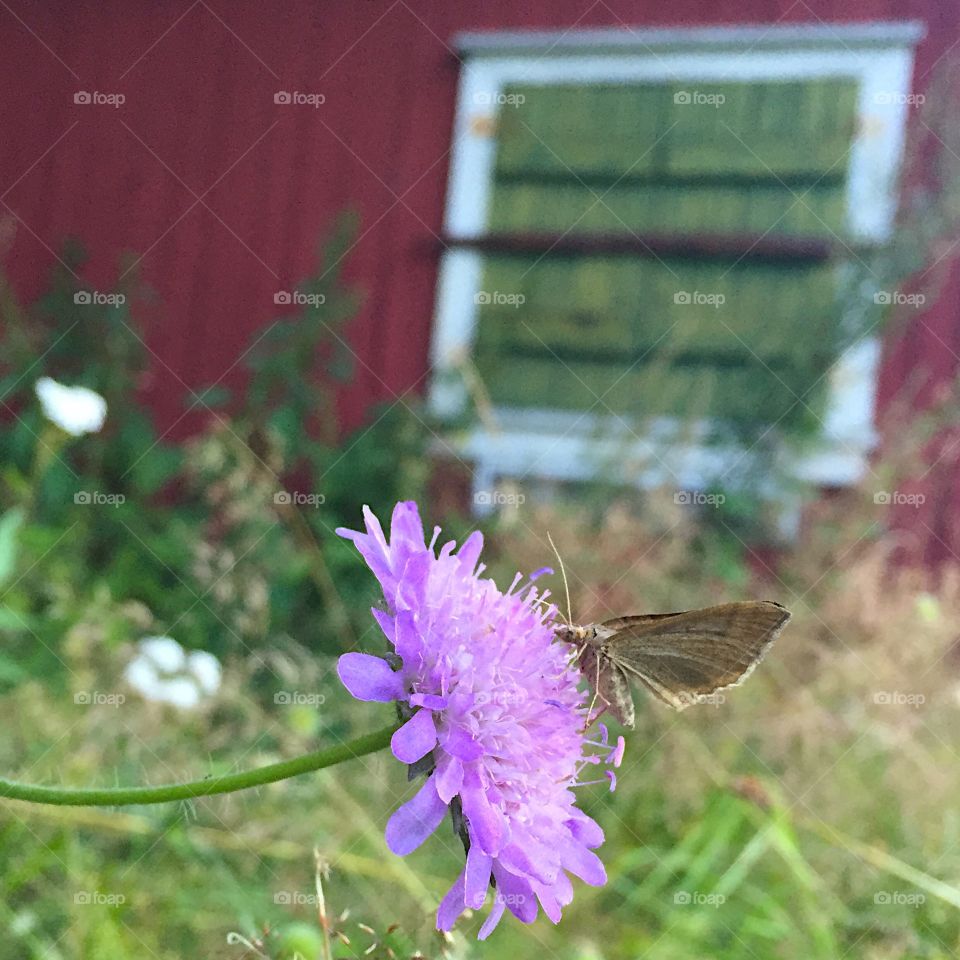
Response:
0,724,396,807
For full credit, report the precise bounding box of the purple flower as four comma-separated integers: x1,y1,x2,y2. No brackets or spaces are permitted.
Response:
336,502,621,938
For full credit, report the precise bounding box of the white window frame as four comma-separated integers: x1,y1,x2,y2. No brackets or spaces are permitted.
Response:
428,22,925,512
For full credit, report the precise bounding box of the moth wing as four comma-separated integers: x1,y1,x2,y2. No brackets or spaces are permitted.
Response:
601,601,790,711
580,643,636,729
601,612,685,632
599,661,636,729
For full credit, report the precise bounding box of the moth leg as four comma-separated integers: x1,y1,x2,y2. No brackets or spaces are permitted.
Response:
579,645,634,729
584,652,603,729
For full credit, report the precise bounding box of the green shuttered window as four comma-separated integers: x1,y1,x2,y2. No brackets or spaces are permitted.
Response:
473,79,857,427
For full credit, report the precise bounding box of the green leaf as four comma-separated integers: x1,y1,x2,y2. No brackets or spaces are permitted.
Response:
0,507,25,588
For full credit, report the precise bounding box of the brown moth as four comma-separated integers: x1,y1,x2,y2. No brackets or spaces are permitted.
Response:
555,601,790,728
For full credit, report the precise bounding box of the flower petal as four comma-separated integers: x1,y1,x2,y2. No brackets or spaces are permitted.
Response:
456,530,484,572
436,869,466,931
434,755,464,803
410,692,448,710
531,880,563,924
493,864,538,923
464,845,493,910
390,501,426,554
371,608,395,645
499,839,559,885
385,777,448,856
441,725,484,761
561,843,607,886
391,708,437,764
460,769,505,854
566,813,604,848
393,609,420,666
477,898,506,940
337,653,403,702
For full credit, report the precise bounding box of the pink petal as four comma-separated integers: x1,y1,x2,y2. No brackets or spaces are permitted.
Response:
436,870,466,931
385,777,447,855
391,709,437,764
337,653,403,702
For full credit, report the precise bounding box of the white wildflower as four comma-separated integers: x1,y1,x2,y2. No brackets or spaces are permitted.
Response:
35,377,107,436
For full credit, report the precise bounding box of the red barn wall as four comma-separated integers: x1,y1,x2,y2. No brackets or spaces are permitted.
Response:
1,0,959,554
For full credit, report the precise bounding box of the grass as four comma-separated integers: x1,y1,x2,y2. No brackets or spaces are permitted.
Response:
3,493,960,958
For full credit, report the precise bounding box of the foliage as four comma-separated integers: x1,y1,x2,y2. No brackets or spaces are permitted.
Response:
2,490,960,958
1,202,958,957
0,218,427,685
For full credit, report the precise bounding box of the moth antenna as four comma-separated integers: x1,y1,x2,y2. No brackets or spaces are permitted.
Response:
546,531,573,626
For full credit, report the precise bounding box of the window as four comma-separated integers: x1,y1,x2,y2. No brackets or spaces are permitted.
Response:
429,22,925,510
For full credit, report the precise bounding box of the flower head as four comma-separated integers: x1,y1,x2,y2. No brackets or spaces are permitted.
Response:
35,377,107,436
124,636,222,709
336,502,620,938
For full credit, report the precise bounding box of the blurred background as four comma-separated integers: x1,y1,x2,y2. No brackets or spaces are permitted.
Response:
2,3,960,958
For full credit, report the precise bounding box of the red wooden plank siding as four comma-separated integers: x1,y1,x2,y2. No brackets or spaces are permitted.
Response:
1,0,959,556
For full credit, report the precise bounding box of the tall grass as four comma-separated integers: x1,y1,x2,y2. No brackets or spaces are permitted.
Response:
3,492,960,958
